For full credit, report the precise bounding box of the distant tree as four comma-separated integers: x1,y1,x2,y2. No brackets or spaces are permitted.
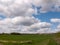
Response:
1,33,10,35
10,32,21,35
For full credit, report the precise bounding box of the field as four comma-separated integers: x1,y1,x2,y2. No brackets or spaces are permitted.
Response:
0,33,59,45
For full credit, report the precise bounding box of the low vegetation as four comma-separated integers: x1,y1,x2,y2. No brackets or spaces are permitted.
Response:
0,32,59,45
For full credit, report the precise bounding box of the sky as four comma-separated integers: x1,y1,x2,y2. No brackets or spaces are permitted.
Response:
34,12,60,22
0,0,60,34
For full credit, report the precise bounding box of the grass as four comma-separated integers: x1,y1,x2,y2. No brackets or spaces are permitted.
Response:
0,33,59,45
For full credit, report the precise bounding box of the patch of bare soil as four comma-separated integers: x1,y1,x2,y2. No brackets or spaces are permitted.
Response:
0,43,3,45
54,38,60,45
39,39,50,45
0,40,32,44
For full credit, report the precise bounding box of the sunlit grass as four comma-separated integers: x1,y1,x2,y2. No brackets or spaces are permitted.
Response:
0,33,59,45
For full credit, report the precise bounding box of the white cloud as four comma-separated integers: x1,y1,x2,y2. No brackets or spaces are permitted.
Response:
12,16,40,26
0,0,60,17
0,0,60,34
53,25,60,33
32,0,60,13
51,18,60,23
0,16,40,33
0,16,52,33
57,25,60,29
50,18,60,33
0,0,34,17
21,22,51,33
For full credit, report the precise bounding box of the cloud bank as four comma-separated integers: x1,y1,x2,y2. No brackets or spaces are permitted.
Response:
0,0,60,34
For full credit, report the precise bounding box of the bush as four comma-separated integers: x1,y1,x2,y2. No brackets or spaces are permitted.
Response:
10,32,21,35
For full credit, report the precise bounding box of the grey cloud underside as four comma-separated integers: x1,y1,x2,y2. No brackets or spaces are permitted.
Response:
0,0,60,17
0,0,60,33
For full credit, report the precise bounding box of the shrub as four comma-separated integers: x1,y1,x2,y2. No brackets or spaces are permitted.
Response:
10,32,21,35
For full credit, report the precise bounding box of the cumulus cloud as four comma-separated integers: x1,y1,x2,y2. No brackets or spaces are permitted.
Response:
0,0,60,34
0,0,60,17
0,0,34,17
0,16,52,33
0,16,40,33
53,25,60,33
12,16,40,26
50,18,60,33
23,22,51,31
51,18,60,23
57,25,60,29
32,0,60,13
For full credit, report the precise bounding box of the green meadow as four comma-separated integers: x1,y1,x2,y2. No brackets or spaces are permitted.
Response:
0,33,60,45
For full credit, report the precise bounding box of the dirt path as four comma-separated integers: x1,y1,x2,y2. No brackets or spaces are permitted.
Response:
38,39,50,45
54,38,60,45
0,40,32,43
